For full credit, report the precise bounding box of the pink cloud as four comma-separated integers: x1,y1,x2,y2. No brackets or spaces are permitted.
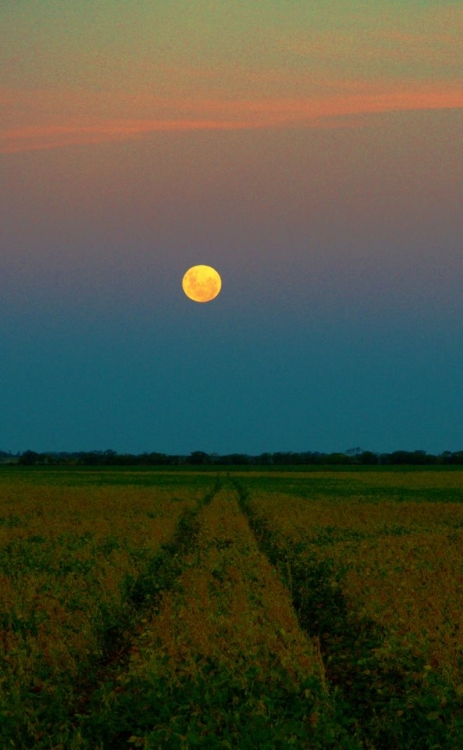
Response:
2,83,463,154
1,120,267,154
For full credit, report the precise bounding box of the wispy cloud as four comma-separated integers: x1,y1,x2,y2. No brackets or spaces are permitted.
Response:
2,82,463,154
278,5,463,74
286,28,461,65
1,120,267,154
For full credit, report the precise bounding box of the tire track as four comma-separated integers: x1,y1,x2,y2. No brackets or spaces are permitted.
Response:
68,476,222,743
232,479,463,750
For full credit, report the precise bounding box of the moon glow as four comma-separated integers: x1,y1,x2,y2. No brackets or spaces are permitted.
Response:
182,265,222,303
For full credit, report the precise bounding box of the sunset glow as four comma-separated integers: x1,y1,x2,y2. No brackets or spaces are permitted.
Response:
1,0,462,455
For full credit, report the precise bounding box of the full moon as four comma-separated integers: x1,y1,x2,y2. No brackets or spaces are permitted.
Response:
182,265,222,303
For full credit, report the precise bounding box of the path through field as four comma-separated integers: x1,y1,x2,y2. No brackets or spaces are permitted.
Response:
1,468,463,748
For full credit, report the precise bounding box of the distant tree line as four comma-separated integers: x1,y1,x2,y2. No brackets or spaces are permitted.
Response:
6,447,463,467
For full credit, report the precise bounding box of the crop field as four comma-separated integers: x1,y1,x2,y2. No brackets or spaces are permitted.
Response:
1,467,463,749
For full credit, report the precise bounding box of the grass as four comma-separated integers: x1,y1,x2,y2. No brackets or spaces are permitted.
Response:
1,466,463,748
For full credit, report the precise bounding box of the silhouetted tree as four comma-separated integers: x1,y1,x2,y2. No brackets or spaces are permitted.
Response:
346,447,363,462
146,452,169,465
359,451,378,465
19,450,40,466
187,451,211,465
228,454,250,465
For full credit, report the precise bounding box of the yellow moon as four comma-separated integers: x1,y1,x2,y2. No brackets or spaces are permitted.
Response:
182,265,222,303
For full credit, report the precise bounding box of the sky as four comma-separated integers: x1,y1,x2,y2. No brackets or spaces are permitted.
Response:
1,0,463,456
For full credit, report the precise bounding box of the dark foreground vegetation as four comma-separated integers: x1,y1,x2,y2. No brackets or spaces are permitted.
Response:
1,468,463,748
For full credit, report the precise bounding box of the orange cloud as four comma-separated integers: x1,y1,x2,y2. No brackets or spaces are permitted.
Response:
1,120,267,154
2,82,463,154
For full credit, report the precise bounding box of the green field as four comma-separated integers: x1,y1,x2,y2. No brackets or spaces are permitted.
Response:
1,466,463,749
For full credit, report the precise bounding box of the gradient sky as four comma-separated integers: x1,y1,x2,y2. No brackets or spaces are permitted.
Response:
1,1,462,456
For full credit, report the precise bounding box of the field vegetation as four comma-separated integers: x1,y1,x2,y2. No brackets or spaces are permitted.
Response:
1,466,463,748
